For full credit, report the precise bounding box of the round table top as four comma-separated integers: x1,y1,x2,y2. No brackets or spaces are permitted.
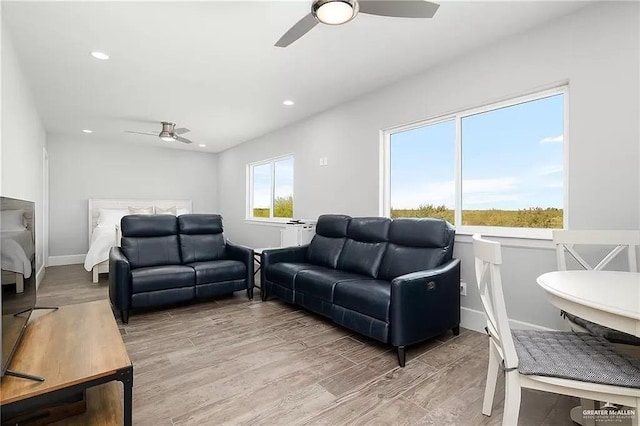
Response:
537,270,640,321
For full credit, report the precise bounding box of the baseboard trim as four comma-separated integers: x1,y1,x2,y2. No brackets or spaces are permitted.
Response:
460,306,556,333
48,254,85,266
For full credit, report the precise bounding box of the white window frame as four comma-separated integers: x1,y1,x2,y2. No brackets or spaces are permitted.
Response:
246,154,294,223
381,85,569,240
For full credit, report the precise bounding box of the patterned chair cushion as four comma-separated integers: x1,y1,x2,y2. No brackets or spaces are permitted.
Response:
513,330,640,388
562,311,640,346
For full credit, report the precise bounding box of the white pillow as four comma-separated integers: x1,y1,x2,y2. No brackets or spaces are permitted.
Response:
128,206,154,215
1,209,26,231
97,208,128,228
155,206,177,216
177,208,189,216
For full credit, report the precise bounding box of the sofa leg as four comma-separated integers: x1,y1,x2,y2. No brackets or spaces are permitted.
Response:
261,286,267,302
452,325,460,336
121,310,129,324
396,346,406,368
247,287,253,300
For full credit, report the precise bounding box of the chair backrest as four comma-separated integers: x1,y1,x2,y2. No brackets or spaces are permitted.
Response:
472,234,519,370
178,214,226,264
552,230,640,272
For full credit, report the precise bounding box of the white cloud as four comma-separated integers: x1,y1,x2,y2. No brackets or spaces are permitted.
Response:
537,165,563,176
539,135,563,144
545,182,563,188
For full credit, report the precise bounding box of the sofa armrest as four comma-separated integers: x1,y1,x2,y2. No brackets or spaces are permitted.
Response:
226,241,255,287
109,246,131,311
261,245,309,267
390,258,461,347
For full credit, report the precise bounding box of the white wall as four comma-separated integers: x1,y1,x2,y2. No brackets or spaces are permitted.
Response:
217,2,640,330
47,135,218,259
1,26,48,283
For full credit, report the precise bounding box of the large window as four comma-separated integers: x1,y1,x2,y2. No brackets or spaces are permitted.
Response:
384,87,566,236
248,155,294,220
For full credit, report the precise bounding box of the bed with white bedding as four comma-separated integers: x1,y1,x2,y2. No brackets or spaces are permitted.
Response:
85,199,192,283
1,208,35,293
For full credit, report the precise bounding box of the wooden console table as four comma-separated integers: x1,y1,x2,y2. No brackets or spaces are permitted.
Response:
1,300,133,425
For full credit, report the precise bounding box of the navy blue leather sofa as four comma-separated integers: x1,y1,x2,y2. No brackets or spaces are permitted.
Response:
261,214,460,366
109,214,253,323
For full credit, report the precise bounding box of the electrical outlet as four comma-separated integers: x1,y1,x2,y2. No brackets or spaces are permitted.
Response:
460,282,467,296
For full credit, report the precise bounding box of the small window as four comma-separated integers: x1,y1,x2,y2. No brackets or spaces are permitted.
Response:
384,87,566,236
248,155,294,220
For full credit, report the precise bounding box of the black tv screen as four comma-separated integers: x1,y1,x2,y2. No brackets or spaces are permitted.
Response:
1,196,37,375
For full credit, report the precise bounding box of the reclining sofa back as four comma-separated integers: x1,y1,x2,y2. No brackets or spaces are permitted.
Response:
305,215,454,280
178,214,226,263
120,215,181,268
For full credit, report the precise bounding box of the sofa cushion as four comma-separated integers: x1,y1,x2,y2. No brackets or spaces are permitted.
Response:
178,214,223,234
315,214,351,237
295,268,364,301
264,262,324,289
121,235,182,269
131,265,195,293
306,235,346,269
305,215,350,268
337,217,390,278
378,218,455,281
387,217,454,248
345,217,390,242
333,280,391,322
178,215,226,263
121,214,177,237
188,260,246,285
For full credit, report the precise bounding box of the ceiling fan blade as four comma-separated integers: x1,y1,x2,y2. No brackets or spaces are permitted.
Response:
358,0,439,18
174,127,190,135
124,131,158,137
174,136,193,144
275,13,318,48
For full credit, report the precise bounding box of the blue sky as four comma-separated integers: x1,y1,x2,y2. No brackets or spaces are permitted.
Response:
253,157,294,208
390,94,564,210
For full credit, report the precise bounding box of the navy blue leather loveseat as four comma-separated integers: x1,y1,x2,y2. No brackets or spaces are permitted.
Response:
109,214,253,323
261,214,460,366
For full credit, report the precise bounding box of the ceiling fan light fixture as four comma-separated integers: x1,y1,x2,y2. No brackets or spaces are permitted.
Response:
159,132,175,142
313,0,356,25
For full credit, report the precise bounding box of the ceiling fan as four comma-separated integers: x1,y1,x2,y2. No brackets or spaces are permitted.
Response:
125,122,193,144
275,0,440,48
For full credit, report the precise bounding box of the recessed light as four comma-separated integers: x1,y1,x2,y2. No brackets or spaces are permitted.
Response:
198,144,206,148
283,100,295,106
90,51,109,60
82,129,93,134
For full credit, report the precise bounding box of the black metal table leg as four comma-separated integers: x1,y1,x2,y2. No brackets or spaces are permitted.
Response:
119,366,133,426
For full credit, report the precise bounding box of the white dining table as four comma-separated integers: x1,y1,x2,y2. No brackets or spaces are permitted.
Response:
537,270,640,338
537,270,640,426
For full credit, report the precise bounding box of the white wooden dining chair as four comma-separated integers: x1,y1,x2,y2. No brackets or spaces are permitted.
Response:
553,230,640,273
553,230,640,341
473,234,640,426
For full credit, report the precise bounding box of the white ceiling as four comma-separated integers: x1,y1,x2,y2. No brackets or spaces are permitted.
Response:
3,1,588,153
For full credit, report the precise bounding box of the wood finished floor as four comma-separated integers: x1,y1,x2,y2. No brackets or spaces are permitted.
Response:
37,265,578,425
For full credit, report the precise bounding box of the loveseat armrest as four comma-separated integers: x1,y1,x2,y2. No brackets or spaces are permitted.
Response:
109,246,131,313
226,241,255,289
390,258,461,347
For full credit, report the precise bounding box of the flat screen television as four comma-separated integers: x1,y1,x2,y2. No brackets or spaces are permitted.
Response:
1,196,37,377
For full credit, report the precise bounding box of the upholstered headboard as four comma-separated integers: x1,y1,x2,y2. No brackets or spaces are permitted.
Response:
88,199,193,242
